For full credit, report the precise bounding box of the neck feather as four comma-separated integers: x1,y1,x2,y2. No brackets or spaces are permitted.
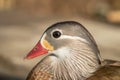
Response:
51,47,100,80
30,41,101,80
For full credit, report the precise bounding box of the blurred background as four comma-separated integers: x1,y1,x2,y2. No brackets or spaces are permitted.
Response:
0,0,120,80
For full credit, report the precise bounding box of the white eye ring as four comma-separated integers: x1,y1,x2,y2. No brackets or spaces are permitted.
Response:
52,31,61,38
51,29,63,39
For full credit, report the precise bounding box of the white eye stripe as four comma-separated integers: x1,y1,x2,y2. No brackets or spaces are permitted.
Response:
59,35,88,43
41,33,88,44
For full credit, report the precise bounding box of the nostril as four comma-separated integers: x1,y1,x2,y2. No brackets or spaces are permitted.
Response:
34,47,38,51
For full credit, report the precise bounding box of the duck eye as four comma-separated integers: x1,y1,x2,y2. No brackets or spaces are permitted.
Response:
52,31,61,38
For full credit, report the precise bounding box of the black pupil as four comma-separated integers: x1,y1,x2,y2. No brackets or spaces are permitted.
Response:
53,31,61,38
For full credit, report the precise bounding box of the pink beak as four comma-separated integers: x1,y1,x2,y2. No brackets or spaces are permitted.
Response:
25,41,48,59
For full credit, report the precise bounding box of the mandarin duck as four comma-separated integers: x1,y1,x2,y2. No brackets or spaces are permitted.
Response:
25,21,120,80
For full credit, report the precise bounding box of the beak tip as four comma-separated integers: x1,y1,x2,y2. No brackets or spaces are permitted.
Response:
24,55,32,60
24,56,29,60
25,41,48,60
